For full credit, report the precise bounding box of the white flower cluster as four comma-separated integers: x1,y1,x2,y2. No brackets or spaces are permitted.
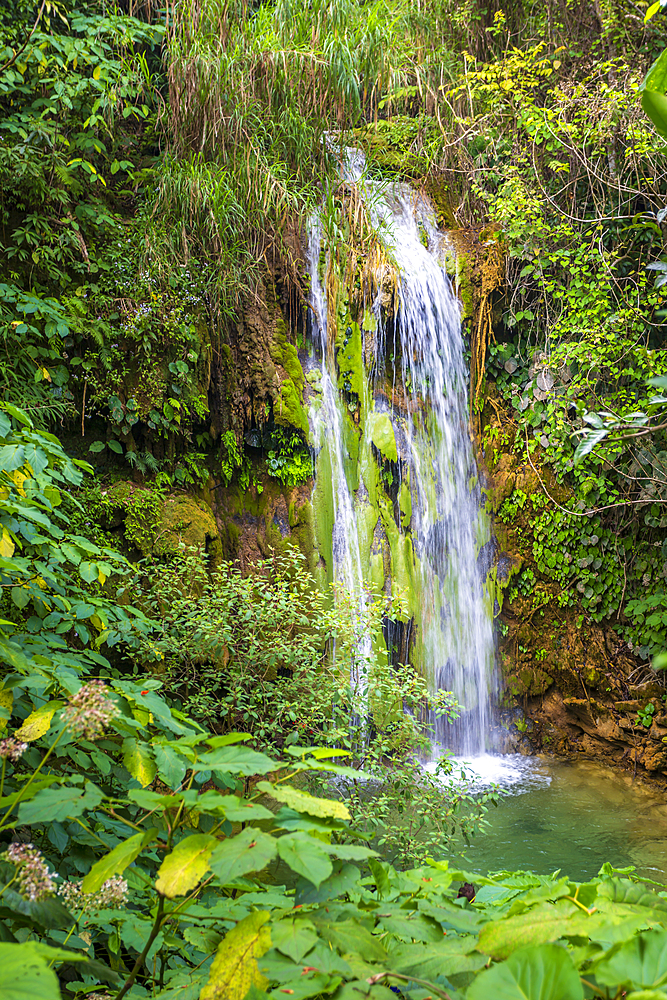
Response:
62,680,117,739
0,738,27,761
2,843,56,901
59,875,128,914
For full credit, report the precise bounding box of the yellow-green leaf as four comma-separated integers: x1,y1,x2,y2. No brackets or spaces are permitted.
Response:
155,834,217,898
257,782,350,820
646,0,662,22
122,738,157,787
0,687,12,731
82,829,157,894
15,702,62,742
200,911,271,1000
0,527,15,558
92,65,101,80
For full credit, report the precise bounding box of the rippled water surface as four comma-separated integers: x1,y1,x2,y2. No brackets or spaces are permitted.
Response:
432,754,667,883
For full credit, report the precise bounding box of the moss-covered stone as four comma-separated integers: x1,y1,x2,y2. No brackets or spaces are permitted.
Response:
367,411,398,462
102,482,221,565
270,318,309,435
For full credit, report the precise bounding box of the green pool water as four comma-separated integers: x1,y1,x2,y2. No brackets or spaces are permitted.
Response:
436,754,667,883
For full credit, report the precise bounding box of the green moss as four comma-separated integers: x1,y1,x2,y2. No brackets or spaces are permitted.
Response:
270,318,309,435
398,479,412,528
336,320,365,401
367,411,398,462
444,248,474,321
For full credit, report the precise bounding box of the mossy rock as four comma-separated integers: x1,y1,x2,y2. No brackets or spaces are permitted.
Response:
102,482,221,564
270,318,309,435
367,411,398,463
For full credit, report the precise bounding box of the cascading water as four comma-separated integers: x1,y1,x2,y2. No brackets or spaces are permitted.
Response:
307,151,495,757
370,188,495,758
306,220,370,700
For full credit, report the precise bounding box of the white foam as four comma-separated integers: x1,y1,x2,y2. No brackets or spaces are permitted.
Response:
424,752,552,793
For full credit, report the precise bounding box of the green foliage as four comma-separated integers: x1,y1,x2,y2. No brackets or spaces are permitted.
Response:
266,427,312,486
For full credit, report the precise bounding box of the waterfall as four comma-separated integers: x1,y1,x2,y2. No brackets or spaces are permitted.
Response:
307,219,371,702
306,154,495,758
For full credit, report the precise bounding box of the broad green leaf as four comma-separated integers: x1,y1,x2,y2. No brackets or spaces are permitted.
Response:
206,733,253,748
200,911,271,1000
593,929,667,992
195,791,273,821
644,46,667,94
272,917,318,963
123,738,157,787
0,444,25,472
468,943,583,1000
276,834,332,887
155,834,217,898
154,743,187,790
18,781,103,824
642,89,667,139
0,686,13,730
645,0,663,22
318,919,388,963
82,829,157,893
208,828,277,883
193,746,277,775
477,900,593,959
257,782,350,820
390,937,487,978
0,941,61,1000
15,701,61,743
0,527,15,557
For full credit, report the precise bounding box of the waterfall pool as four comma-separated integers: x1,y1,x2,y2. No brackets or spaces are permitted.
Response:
429,754,667,884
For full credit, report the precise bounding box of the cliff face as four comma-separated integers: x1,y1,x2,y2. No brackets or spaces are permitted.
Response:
482,401,667,783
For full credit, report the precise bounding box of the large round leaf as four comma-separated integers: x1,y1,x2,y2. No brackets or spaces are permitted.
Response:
467,943,583,1000
594,929,667,993
0,942,61,1000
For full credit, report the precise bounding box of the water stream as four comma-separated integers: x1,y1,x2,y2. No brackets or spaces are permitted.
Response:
433,755,667,883
307,151,495,754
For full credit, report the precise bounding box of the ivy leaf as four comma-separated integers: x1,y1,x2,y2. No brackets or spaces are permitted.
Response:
208,828,277,883
200,911,271,1000
155,834,217,898
82,829,158,894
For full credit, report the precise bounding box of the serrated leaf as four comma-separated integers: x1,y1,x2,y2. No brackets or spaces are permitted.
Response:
82,828,157,893
276,834,332,887
467,943,583,1000
155,834,217,898
257,782,350,820
208,828,277,883
193,746,277,775
200,911,271,1000
477,900,592,959
154,743,187,790
593,928,667,991
18,781,103,824
272,917,318,962
122,738,157,787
